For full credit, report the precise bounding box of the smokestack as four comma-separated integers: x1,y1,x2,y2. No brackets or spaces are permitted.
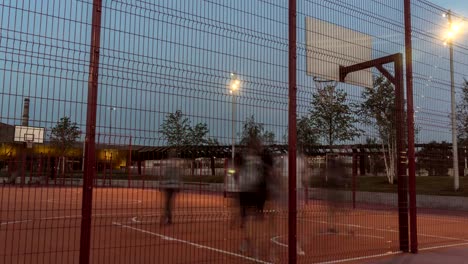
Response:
22,98,30,126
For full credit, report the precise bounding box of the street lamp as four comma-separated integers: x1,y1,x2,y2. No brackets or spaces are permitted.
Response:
108,107,116,145
443,10,464,191
229,73,240,167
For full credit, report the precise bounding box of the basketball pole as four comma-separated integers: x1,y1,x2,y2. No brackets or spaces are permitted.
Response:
404,0,418,253
288,0,298,263
340,53,410,253
79,0,103,263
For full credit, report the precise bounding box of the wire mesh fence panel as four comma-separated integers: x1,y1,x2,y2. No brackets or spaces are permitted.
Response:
411,1,468,251
0,0,91,263
1,0,468,263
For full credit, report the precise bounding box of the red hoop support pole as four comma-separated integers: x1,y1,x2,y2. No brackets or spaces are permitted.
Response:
404,0,418,253
288,0,298,262
79,0,103,262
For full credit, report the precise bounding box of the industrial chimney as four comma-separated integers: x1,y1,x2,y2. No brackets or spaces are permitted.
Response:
22,98,30,126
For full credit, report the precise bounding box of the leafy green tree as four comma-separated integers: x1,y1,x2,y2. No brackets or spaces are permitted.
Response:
159,110,217,146
283,115,319,148
309,84,361,146
417,141,451,176
360,76,398,183
456,78,468,145
297,115,318,148
50,116,81,157
189,123,219,145
159,110,191,146
50,117,81,175
240,115,275,145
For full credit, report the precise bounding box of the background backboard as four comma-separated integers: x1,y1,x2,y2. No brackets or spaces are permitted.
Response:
14,125,44,144
305,17,373,88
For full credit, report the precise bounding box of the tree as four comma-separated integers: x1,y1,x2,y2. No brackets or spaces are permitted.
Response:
297,115,319,148
283,115,319,147
309,84,361,146
159,110,218,146
239,115,275,145
189,123,219,145
360,76,398,183
456,78,468,145
417,141,451,176
50,117,81,176
50,117,81,157
159,110,191,146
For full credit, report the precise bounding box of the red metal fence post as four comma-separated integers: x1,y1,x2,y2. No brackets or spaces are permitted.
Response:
20,150,26,186
109,154,113,187
395,54,410,252
79,0,103,263
288,0,298,262
404,0,418,253
128,136,132,188
352,154,357,209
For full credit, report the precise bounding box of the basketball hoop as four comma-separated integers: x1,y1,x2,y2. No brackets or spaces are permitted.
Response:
24,134,34,149
313,76,337,90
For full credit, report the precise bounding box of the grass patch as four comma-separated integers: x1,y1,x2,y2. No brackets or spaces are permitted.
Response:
311,176,468,197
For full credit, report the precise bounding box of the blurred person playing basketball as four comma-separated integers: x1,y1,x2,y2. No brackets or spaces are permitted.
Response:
237,136,267,257
161,149,182,225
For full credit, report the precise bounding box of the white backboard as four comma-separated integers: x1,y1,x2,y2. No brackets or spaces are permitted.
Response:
14,126,44,143
305,17,373,88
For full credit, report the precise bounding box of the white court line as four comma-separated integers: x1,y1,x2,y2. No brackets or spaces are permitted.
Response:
0,220,32,225
113,222,272,264
313,251,402,264
270,236,288,247
1,212,152,226
298,218,468,243
420,241,468,251
270,232,384,250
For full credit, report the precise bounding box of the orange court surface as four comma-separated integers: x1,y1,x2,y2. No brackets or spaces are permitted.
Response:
1,187,468,264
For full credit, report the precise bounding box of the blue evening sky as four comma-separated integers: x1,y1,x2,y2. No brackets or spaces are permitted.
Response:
1,0,467,146
430,0,468,16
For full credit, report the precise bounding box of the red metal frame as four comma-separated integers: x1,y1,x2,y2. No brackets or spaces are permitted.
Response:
404,0,418,254
340,53,410,252
79,0,103,263
288,0,298,262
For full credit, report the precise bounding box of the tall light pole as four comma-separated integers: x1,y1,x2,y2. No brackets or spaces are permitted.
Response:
108,106,116,146
444,10,462,191
229,73,240,167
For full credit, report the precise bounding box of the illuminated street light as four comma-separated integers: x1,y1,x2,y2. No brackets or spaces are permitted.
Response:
444,10,462,191
229,73,240,167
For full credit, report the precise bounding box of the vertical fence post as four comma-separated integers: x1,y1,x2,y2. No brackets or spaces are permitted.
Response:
21,150,26,186
288,0,297,262
224,158,227,197
128,136,132,188
404,0,418,253
109,153,113,187
29,155,33,184
395,54,410,252
352,154,357,209
79,0,103,263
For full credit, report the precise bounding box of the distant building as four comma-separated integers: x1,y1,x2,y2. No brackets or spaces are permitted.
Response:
0,122,14,143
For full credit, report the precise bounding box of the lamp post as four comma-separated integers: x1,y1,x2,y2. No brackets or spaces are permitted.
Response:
108,107,116,145
229,73,240,167
444,10,462,191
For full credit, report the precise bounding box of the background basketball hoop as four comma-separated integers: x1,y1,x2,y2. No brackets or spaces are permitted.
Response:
24,134,35,149
14,125,45,148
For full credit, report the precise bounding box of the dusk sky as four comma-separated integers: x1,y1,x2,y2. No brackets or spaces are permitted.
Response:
430,0,468,16
1,0,467,146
